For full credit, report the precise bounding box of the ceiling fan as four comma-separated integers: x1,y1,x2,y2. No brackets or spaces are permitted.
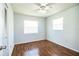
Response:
34,3,54,13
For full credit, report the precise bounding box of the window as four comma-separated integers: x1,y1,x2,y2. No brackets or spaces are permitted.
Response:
52,17,63,30
24,20,38,34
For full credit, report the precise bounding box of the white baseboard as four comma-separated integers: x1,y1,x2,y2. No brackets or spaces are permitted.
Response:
15,39,45,45
48,39,79,53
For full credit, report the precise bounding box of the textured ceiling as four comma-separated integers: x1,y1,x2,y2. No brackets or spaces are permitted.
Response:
11,3,78,17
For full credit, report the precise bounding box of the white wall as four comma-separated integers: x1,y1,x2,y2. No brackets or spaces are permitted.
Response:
47,5,79,52
14,13,45,44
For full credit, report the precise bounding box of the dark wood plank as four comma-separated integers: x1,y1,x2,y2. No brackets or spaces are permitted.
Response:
12,40,79,56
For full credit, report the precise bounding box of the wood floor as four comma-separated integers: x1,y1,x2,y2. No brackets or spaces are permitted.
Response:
12,40,79,56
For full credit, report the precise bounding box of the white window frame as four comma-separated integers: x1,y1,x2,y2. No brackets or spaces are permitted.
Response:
24,20,38,34
52,17,63,30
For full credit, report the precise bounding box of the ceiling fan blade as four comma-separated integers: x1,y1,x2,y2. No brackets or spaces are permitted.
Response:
35,3,41,6
35,3,55,7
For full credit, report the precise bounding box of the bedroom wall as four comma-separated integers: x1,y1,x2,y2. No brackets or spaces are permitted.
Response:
47,5,79,52
14,13,46,44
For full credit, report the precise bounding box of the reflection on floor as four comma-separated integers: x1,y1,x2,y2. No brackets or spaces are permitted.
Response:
24,48,39,56
12,40,79,56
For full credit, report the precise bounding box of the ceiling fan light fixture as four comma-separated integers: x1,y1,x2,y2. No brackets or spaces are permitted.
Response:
40,6,49,10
